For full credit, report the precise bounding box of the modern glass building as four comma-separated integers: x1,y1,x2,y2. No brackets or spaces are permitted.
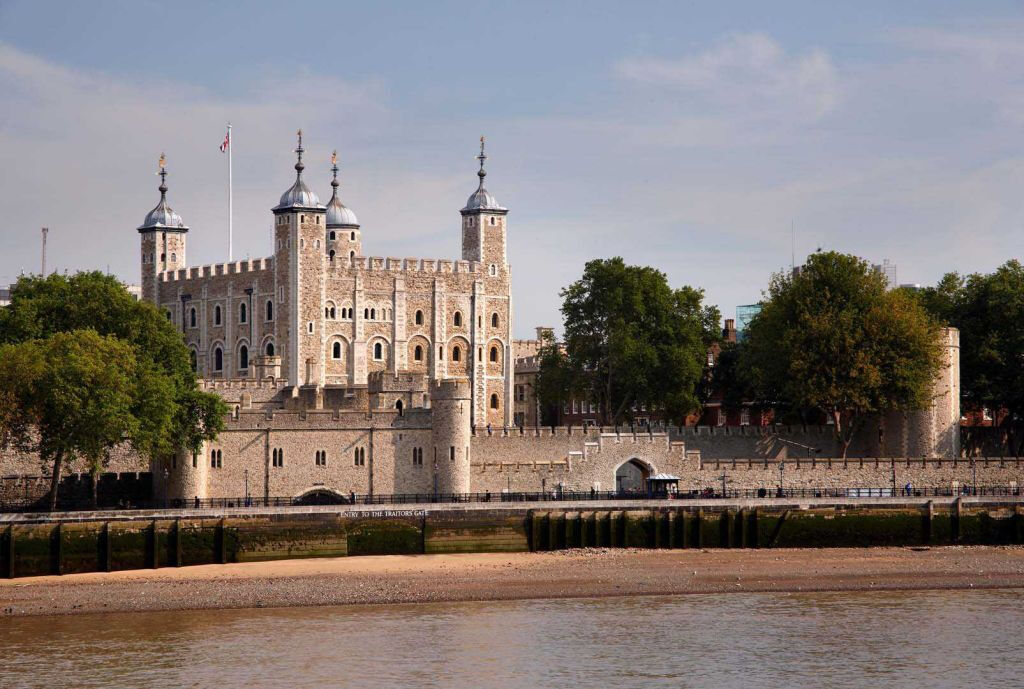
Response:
735,304,762,342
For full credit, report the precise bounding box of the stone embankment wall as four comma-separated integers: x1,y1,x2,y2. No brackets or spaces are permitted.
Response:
2,499,1021,578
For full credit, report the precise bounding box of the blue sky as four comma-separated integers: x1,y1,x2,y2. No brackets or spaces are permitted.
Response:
1,1,1022,337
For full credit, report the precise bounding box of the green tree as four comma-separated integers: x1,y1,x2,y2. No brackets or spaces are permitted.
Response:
0,331,175,510
919,261,1024,452
548,257,719,425
0,272,226,507
533,330,578,426
742,251,942,457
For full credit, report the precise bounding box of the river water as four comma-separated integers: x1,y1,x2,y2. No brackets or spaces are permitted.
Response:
2,589,1022,688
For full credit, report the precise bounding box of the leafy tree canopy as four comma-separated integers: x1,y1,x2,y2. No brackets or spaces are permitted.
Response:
541,257,720,425
741,251,942,456
0,272,226,506
916,260,1024,448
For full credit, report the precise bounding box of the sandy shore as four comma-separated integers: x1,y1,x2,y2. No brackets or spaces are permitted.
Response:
2,546,1023,617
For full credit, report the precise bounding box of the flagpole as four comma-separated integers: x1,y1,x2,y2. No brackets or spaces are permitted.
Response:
228,122,233,261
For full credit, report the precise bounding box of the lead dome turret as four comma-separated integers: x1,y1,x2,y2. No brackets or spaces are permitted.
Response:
325,151,359,228
138,153,188,231
461,136,505,212
273,130,324,212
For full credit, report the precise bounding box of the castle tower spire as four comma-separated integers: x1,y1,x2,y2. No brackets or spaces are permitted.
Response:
158,152,168,197
325,148,360,233
295,129,305,176
476,135,487,189
138,152,188,304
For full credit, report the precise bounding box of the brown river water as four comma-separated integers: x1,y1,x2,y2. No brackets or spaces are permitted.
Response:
1,589,1022,688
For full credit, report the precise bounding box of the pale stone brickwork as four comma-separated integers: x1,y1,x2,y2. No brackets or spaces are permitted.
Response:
141,138,513,429
1,142,979,504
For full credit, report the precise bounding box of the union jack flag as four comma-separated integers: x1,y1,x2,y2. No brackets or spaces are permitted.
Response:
219,127,230,153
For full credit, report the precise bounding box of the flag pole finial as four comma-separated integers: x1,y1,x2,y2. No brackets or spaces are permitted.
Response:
295,129,305,175
158,153,167,196
330,150,339,191
476,135,487,188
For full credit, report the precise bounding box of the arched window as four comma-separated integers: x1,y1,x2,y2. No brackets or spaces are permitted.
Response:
333,341,342,359
214,347,223,372
395,399,403,416
330,306,336,319
239,302,247,324
370,308,376,320
189,307,196,328
265,341,275,357
239,345,249,370
329,250,335,261
161,253,166,262
350,251,355,260
350,231,356,241
415,310,423,325
214,305,222,326
453,312,462,327
452,346,461,362
374,342,383,360
491,313,499,328
489,346,498,362
329,231,336,241
364,308,369,319
490,393,499,409
414,345,423,361
266,300,273,321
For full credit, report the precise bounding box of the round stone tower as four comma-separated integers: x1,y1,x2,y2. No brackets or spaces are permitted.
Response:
431,379,472,494
879,327,961,458
153,444,209,505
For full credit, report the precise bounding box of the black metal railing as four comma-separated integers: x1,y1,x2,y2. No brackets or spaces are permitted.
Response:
2,485,1021,514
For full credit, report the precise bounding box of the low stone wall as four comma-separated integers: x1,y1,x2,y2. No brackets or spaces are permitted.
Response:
0,473,152,511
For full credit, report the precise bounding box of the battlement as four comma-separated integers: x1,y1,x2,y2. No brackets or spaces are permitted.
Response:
698,456,1024,470
160,256,275,283
433,378,471,400
469,424,838,438
367,370,429,393
327,255,482,275
222,406,433,430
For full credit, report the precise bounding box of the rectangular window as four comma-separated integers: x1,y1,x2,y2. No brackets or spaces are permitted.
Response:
740,408,750,426
449,446,455,461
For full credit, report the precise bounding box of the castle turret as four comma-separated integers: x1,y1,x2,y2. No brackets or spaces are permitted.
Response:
272,131,327,386
138,153,188,304
431,380,472,494
879,326,961,458
325,150,361,262
460,137,508,269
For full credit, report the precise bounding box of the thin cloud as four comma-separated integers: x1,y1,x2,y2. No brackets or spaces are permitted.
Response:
614,33,842,119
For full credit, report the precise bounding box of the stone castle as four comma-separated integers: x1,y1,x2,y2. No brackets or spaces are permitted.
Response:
5,133,1006,507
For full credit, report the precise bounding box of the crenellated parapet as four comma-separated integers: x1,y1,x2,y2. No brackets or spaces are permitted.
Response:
160,256,274,283
326,256,482,275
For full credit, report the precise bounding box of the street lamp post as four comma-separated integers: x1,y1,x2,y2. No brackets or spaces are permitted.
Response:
778,462,785,497
971,458,977,496
163,467,169,509
244,469,249,507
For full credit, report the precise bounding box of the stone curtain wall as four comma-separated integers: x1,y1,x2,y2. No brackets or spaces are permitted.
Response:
469,427,1024,494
